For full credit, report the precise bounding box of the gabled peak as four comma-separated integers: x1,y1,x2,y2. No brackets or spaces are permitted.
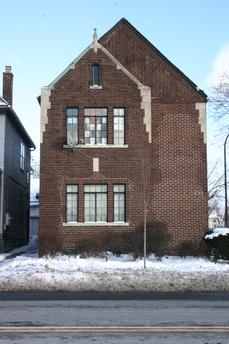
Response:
100,18,207,100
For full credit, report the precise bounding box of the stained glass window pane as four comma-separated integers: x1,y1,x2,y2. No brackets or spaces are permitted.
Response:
84,109,107,145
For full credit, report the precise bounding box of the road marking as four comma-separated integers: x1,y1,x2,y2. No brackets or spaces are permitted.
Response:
0,326,229,333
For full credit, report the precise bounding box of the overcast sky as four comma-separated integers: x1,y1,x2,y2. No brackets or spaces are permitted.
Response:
0,0,228,164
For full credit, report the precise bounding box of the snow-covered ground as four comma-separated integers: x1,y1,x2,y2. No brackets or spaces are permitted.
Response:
0,244,229,292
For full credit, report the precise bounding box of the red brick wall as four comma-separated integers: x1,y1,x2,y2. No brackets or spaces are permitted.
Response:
39,21,208,254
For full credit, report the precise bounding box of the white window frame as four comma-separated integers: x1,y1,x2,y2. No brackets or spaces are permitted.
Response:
66,185,78,223
20,142,25,171
113,108,125,145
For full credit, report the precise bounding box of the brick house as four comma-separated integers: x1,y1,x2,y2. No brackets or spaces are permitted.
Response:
39,18,208,254
0,67,35,251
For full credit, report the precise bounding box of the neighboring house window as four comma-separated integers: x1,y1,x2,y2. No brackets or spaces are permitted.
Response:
67,108,78,145
92,64,100,86
66,185,78,222
113,108,125,145
84,108,107,145
113,185,125,222
84,185,107,222
20,142,25,171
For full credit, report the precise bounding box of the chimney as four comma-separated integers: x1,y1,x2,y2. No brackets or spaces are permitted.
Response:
2,66,13,106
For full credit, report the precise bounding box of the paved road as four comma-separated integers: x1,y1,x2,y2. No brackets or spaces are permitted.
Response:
0,292,228,343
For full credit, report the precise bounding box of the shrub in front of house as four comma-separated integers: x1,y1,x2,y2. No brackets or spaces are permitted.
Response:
120,222,170,260
39,231,62,257
177,240,210,258
73,222,170,260
205,228,229,261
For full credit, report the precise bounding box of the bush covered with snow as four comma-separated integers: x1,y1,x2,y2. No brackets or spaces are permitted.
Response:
205,227,229,261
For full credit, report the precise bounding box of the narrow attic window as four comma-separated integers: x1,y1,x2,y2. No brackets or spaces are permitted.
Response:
92,64,100,86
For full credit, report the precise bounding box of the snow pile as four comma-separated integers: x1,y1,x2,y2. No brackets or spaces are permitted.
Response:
0,252,229,292
205,227,229,240
0,237,37,262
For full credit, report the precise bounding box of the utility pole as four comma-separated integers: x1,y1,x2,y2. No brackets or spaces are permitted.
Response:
142,159,147,269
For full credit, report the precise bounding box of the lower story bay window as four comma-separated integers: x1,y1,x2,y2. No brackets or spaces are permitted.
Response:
66,185,78,222
65,184,127,225
84,185,107,222
114,185,125,222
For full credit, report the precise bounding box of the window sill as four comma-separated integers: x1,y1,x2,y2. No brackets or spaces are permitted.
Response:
63,144,128,149
90,85,102,89
63,222,129,227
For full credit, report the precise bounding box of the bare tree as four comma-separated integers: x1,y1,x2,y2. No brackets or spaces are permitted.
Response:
208,161,226,216
31,159,40,179
209,72,229,133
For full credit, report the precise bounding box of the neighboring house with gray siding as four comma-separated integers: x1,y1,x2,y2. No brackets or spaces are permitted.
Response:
0,66,35,251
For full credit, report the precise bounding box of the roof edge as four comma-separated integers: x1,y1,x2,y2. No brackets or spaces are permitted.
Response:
47,44,92,89
0,106,36,149
99,18,207,100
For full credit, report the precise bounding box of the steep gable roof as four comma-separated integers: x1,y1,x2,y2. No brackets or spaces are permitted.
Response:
99,18,207,99
0,96,35,149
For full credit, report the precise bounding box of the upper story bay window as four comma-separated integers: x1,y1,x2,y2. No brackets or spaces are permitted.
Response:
113,108,125,145
84,108,107,145
67,108,78,145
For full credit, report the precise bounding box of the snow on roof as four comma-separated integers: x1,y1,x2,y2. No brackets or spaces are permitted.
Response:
205,227,229,240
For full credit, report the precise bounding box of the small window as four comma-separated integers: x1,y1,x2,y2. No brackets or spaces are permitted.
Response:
20,142,25,171
113,108,125,145
66,185,78,222
84,184,107,222
67,108,78,145
92,64,100,86
84,108,107,145
113,184,125,222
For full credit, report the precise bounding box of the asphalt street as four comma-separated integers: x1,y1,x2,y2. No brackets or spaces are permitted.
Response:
0,292,228,343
